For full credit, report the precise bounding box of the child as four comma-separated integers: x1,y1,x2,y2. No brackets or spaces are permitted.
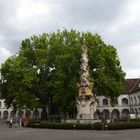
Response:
9,117,13,128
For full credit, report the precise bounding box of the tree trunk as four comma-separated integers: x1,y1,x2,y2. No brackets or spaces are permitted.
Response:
41,107,47,120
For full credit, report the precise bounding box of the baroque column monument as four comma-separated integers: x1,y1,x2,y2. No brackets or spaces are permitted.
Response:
77,45,97,119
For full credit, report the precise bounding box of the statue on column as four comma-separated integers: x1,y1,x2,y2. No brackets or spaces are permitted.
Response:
76,44,97,120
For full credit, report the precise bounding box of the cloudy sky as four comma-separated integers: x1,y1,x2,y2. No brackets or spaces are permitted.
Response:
0,0,140,78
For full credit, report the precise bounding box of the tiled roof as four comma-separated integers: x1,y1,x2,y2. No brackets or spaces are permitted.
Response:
123,78,140,94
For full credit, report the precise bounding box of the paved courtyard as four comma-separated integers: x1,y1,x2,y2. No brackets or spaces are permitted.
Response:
0,123,140,140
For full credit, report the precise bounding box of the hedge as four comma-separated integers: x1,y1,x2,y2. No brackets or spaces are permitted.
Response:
28,120,140,130
93,122,103,130
129,119,140,122
27,121,103,130
108,122,140,130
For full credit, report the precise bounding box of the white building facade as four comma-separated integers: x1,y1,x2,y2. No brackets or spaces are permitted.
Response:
0,99,42,119
94,78,140,121
95,94,130,120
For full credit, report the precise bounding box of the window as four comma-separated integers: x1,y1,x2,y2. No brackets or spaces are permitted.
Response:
138,96,140,105
134,96,137,105
103,99,108,105
122,98,128,106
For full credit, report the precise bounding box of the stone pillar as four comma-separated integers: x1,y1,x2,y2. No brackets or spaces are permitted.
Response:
120,112,122,120
1,111,4,119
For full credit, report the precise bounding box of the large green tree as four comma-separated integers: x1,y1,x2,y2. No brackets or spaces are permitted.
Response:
0,29,125,118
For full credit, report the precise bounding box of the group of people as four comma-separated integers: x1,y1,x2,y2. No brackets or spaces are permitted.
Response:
6,115,28,128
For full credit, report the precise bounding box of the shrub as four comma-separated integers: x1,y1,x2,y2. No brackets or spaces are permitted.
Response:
108,122,127,130
37,121,74,129
93,122,103,130
28,120,140,130
39,122,95,130
130,119,140,122
28,121,98,130
74,123,93,130
108,122,140,130
27,119,41,128
28,119,41,124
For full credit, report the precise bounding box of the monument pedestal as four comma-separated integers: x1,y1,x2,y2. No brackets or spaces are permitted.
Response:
76,96,97,120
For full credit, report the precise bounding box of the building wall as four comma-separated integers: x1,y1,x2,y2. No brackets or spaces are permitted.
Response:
0,99,13,119
95,94,130,120
0,90,140,120
130,90,140,117
0,99,42,119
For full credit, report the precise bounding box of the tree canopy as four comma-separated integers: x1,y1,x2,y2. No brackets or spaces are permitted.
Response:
0,29,125,118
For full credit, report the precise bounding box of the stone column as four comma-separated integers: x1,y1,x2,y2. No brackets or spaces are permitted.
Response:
1,111,4,119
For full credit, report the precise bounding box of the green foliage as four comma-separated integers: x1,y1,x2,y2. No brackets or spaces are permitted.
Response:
28,121,74,129
28,119,41,125
73,123,93,130
0,29,125,116
28,121,103,130
93,122,103,130
129,119,140,122
28,121,140,130
28,118,140,130
108,122,140,130
84,32,126,102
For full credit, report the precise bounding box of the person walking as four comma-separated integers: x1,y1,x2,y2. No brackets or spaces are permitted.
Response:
6,117,10,127
9,117,13,128
23,114,28,127
14,116,19,128
19,117,22,127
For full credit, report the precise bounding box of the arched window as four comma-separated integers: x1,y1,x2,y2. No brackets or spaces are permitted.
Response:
94,110,100,120
3,110,8,118
135,108,138,116
18,111,23,118
134,96,137,105
122,109,129,120
138,96,140,105
26,110,31,118
111,109,120,120
103,99,108,105
33,109,39,119
122,98,128,106
10,111,15,117
103,109,110,119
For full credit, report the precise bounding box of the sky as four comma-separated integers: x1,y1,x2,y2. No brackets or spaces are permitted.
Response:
0,0,140,78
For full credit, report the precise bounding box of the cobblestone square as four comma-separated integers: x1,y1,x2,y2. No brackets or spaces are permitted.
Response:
0,123,140,140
